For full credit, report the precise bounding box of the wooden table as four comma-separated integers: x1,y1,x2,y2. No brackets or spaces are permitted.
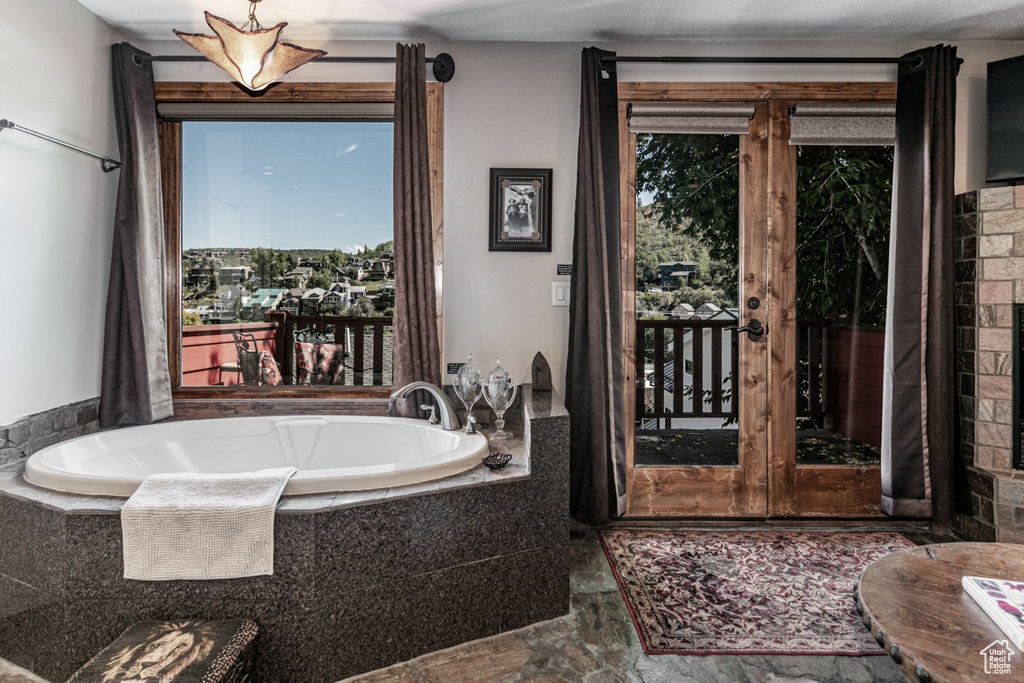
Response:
857,542,1024,682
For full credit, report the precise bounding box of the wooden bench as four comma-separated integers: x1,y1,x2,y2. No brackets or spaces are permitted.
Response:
66,619,258,683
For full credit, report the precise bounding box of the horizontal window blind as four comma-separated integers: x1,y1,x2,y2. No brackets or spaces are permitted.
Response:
627,103,755,135
157,102,394,121
788,103,895,146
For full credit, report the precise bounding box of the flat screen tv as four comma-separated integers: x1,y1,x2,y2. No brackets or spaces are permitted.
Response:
988,54,1024,184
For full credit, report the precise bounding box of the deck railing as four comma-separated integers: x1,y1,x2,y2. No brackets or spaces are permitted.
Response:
266,311,393,387
635,317,850,427
635,319,739,422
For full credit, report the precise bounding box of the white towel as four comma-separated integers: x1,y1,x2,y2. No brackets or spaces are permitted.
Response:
121,467,297,581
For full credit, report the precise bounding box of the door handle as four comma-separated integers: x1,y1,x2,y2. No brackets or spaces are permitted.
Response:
726,318,765,342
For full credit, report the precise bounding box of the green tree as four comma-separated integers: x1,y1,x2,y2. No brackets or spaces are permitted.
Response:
344,298,376,317
205,271,219,296
307,271,332,291
636,133,892,323
182,310,202,326
251,247,283,287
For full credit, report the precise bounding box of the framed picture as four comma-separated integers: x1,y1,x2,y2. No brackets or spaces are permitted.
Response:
488,168,552,252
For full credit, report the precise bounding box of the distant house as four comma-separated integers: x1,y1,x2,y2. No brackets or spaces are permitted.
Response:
346,256,371,269
330,266,349,283
217,265,252,285
278,294,301,315
298,258,323,270
300,287,326,316
349,286,367,300
281,267,314,287
209,285,249,324
323,284,350,310
366,260,391,281
375,283,395,311
658,261,697,289
241,288,287,321
695,303,722,318
670,303,695,319
190,305,215,323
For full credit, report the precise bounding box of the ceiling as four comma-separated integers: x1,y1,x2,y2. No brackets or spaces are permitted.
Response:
76,0,1024,43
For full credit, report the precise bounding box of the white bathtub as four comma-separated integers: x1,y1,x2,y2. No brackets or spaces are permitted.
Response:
24,416,489,497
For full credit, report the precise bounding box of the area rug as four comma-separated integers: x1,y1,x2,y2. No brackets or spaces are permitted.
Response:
599,530,914,655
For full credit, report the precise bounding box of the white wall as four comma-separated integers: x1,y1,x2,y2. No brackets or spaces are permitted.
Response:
11,24,1024,417
0,0,125,424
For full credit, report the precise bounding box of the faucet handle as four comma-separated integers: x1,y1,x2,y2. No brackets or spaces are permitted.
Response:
420,404,439,425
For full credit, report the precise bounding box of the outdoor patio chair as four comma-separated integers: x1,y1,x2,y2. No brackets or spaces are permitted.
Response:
293,326,345,385
232,331,281,386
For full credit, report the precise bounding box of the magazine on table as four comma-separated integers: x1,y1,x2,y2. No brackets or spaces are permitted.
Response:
962,575,1024,649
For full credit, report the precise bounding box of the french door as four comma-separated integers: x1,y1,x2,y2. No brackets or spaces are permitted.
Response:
621,83,896,519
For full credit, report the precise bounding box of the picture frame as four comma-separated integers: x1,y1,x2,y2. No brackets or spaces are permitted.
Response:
488,168,552,252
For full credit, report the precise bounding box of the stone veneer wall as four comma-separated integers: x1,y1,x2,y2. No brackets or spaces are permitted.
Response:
953,186,1024,543
0,399,100,467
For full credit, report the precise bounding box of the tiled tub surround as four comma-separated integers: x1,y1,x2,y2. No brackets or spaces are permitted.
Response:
953,187,1024,543
0,386,569,682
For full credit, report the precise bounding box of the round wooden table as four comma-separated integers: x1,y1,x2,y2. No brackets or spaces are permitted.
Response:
857,542,1024,682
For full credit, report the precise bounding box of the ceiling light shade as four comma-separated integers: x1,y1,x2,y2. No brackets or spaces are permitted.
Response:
174,8,326,91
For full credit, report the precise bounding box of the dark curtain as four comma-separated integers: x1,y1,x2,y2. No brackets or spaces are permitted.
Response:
881,45,959,524
100,43,173,428
390,43,441,411
566,48,627,526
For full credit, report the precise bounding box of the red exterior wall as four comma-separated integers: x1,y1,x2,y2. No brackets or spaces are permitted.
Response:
180,323,277,386
835,327,884,448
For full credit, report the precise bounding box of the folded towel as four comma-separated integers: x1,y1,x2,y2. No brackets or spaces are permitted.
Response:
121,467,297,581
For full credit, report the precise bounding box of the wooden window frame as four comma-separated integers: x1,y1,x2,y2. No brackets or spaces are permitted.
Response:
157,82,444,418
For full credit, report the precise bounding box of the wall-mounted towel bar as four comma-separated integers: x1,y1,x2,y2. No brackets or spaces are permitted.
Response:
0,118,120,172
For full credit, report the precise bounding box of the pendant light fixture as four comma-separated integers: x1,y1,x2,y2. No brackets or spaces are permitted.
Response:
173,1,326,92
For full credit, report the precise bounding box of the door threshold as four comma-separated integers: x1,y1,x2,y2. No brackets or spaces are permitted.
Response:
591,517,933,531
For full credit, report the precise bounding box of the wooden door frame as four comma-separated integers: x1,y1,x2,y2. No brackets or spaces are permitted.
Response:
620,82,897,519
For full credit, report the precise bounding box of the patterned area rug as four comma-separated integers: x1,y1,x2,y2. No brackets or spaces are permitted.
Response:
600,530,914,656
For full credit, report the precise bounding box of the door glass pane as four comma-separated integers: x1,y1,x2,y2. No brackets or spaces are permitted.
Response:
633,132,741,467
179,120,395,388
794,144,894,466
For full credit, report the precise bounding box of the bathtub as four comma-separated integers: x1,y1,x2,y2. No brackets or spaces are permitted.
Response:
24,415,489,497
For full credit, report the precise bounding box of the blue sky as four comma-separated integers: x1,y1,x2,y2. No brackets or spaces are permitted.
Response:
181,121,394,252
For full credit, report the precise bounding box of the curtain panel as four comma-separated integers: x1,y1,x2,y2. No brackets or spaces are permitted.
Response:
391,42,441,400
566,48,627,526
100,43,173,428
881,44,959,524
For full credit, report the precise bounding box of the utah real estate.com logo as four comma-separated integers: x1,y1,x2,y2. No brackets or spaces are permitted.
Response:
980,640,1015,675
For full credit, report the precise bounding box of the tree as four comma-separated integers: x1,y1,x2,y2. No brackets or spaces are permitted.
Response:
205,271,219,296
344,298,376,317
251,247,283,287
307,271,332,291
182,310,202,326
636,133,892,324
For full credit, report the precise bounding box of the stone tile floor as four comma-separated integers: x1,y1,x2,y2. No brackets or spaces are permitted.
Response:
338,528,950,683
0,527,949,683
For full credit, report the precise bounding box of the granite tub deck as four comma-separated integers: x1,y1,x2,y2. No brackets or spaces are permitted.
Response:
0,386,570,682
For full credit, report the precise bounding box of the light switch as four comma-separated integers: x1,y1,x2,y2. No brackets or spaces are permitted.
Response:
552,281,570,307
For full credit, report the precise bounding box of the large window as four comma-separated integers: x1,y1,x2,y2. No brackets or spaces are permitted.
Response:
157,83,443,413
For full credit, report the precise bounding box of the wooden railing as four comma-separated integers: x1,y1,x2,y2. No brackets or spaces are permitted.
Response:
636,316,863,428
635,319,739,422
796,318,837,424
266,311,393,387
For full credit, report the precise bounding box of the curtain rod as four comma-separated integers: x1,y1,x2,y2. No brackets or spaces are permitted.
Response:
139,52,456,82
0,118,120,172
598,54,963,69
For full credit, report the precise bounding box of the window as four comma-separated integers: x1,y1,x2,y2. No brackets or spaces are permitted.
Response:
157,83,443,414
